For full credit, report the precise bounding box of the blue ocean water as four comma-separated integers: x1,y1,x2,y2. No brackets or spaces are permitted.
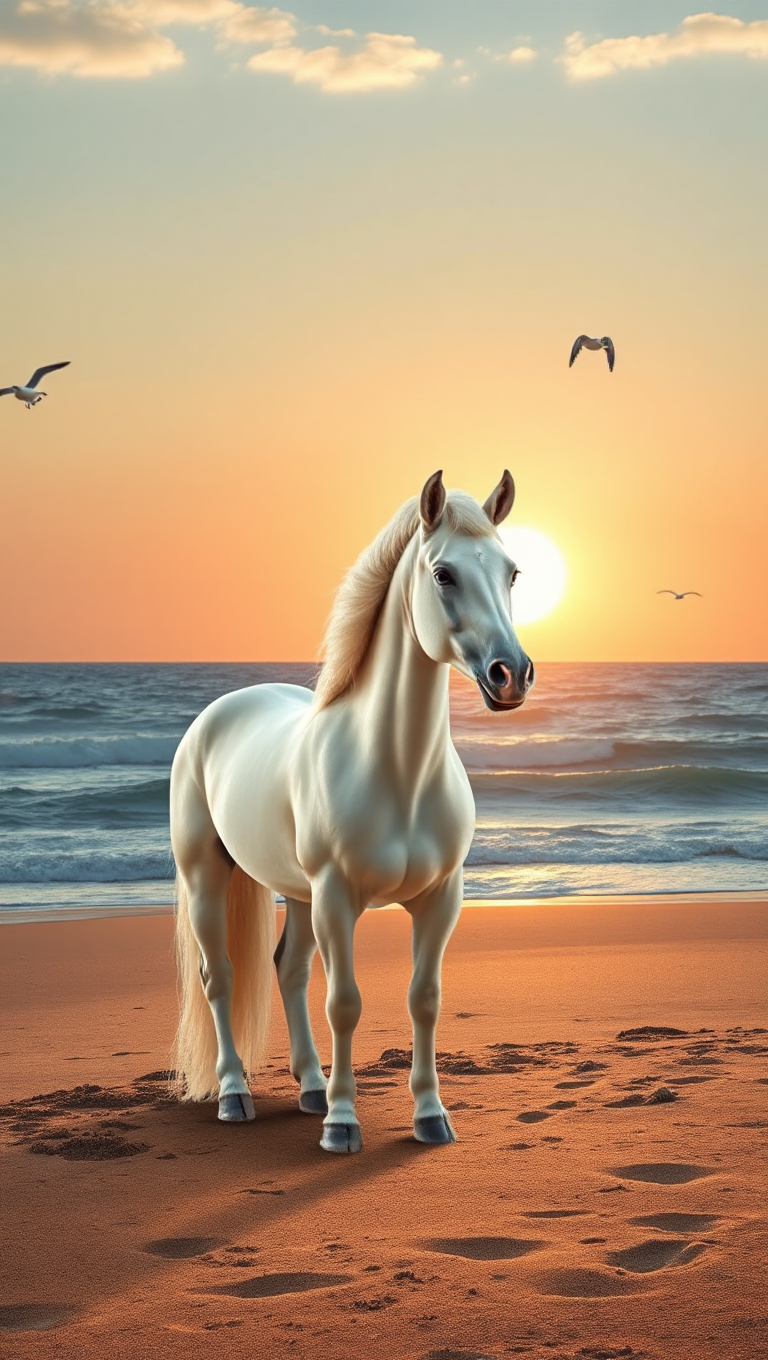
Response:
0,663,766,918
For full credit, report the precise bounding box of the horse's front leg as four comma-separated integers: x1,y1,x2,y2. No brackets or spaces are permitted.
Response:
311,872,364,1154
275,898,328,1115
405,872,463,1145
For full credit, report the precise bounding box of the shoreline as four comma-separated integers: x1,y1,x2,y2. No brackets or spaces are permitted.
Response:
1,886,766,926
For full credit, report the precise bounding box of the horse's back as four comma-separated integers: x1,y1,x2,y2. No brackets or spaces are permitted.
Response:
175,682,312,768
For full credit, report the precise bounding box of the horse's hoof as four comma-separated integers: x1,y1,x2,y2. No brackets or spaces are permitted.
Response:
299,1088,329,1115
320,1122,362,1154
218,1092,255,1122
414,1112,456,1144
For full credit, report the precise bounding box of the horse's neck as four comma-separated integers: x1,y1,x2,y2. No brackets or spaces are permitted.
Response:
348,541,451,783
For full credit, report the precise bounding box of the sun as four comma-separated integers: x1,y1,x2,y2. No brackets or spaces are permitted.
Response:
497,525,567,625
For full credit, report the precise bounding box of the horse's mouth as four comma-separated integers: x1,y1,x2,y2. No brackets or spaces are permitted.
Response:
475,677,526,712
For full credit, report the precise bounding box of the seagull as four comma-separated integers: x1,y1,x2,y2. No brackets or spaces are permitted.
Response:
569,335,615,372
0,362,70,409
657,590,703,601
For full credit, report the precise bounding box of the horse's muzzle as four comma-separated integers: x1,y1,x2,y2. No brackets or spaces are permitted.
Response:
476,657,534,712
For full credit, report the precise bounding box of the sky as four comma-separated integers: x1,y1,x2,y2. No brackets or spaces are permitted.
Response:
1,2,767,663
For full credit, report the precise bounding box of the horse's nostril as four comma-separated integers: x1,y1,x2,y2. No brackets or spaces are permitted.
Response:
525,659,535,688
488,661,510,689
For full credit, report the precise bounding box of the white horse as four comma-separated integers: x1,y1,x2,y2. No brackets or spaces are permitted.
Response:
170,470,534,1153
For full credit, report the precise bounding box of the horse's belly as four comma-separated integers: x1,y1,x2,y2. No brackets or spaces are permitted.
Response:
226,845,310,903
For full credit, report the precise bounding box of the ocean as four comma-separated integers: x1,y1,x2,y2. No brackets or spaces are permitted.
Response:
1,663,766,919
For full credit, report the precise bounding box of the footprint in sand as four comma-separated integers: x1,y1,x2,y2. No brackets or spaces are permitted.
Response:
522,1210,587,1220
145,1237,224,1259
29,1133,149,1160
196,1271,352,1298
616,1026,690,1040
423,1351,501,1360
516,1110,553,1124
52,1085,139,1111
579,1349,635,1359
609,1162,713,1184
422,1237,545,1261
423,1350,500,1360
605,1239,709,1272
629,1213,719,1234
0,1304,77,1332
534,1267,644,1298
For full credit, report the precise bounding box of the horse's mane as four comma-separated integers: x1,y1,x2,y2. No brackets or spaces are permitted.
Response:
314,490,496,711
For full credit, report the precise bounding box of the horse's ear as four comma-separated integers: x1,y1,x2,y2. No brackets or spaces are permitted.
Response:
420,470,446,533
483,470,515,526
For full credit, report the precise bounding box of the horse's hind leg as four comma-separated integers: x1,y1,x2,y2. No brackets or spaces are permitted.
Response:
274,899,328,1115
181,850,255,1122
184,854,256,1121
171,735,259,1121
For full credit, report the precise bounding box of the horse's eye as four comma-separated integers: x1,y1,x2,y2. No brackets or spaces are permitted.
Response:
434,567,455,588
511,569,521,586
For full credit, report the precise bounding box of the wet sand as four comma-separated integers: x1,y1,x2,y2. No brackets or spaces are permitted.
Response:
1,896,767,1359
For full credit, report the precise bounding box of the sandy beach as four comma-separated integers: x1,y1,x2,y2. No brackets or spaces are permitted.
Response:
1,896,767,1360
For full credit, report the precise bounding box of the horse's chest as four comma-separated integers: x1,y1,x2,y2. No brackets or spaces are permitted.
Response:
304,767,475,902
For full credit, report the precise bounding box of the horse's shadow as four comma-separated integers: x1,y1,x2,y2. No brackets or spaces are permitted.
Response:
154,1084,442,1232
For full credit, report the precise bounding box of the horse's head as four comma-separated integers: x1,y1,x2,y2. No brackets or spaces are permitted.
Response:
411,469,534,711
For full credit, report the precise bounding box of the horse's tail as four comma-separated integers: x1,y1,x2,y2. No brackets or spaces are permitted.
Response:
171,867,275,1101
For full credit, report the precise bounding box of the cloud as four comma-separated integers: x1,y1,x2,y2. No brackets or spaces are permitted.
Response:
313,24,356,39
216,4,296,46
0,0,183,77
129,0,237,22
130,0,296,39
506,45,536,64
247,30,443,92
560,11,768,80
0,3,439,90
476,42,536,66
0,0,296,77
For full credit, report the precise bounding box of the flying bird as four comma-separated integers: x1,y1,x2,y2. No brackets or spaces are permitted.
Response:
569,335,615,372
657,590,703,601
0,362,70,409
